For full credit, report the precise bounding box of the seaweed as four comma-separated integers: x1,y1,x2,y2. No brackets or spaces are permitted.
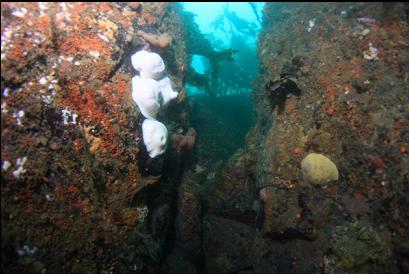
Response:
266,77,302,114
180,8,239,95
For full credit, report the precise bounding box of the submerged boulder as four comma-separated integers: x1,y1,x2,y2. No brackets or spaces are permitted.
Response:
203,215,255,274
327,220,398,274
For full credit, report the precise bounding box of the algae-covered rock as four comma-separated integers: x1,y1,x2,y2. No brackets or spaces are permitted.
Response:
327,220,398,274
1,2,188,273
261,187,315,239
301,153,339,186
203,215,255,274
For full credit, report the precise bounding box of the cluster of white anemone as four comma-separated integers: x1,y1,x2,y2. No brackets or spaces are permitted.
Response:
131,50,178,158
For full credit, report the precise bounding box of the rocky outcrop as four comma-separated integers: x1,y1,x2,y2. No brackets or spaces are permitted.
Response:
200,2,408,274
1,2,189,273
2,2,408,274
203,215,255,274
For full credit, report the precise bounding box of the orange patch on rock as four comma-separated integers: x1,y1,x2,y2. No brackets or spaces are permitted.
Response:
318,76,337,110
61,34,111,57
372,158,384,169
9,45,25,61
35,14,52,37
342,83,350,92
383,22,402,36
73,139,83,152
285,96,297,113
68,185,79,196
296,212,302,220
293,147,302,155
99,2,111,12
327,107,336,116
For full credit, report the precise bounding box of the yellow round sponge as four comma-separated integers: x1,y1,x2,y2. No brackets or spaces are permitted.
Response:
301,153,339,185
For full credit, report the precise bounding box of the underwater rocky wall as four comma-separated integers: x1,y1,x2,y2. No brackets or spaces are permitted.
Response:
2,2,409,274
195,2,409,274
1,2,191,273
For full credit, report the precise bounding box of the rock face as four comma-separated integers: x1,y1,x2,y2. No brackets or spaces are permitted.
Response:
1,2,189,273
203,215,255,274
2,2,409,274
328,220,396,274
198,2,408,274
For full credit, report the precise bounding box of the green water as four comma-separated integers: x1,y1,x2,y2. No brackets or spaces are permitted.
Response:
190,94,255,161
182,2,263,161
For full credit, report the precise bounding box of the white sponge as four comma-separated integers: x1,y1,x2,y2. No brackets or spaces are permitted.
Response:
131,50,165,80
132,76,161,120
158,76,178,107
142,119,168,158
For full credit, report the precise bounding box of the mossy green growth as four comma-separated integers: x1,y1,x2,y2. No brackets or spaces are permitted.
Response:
301,153,339,185
328,220,398,274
